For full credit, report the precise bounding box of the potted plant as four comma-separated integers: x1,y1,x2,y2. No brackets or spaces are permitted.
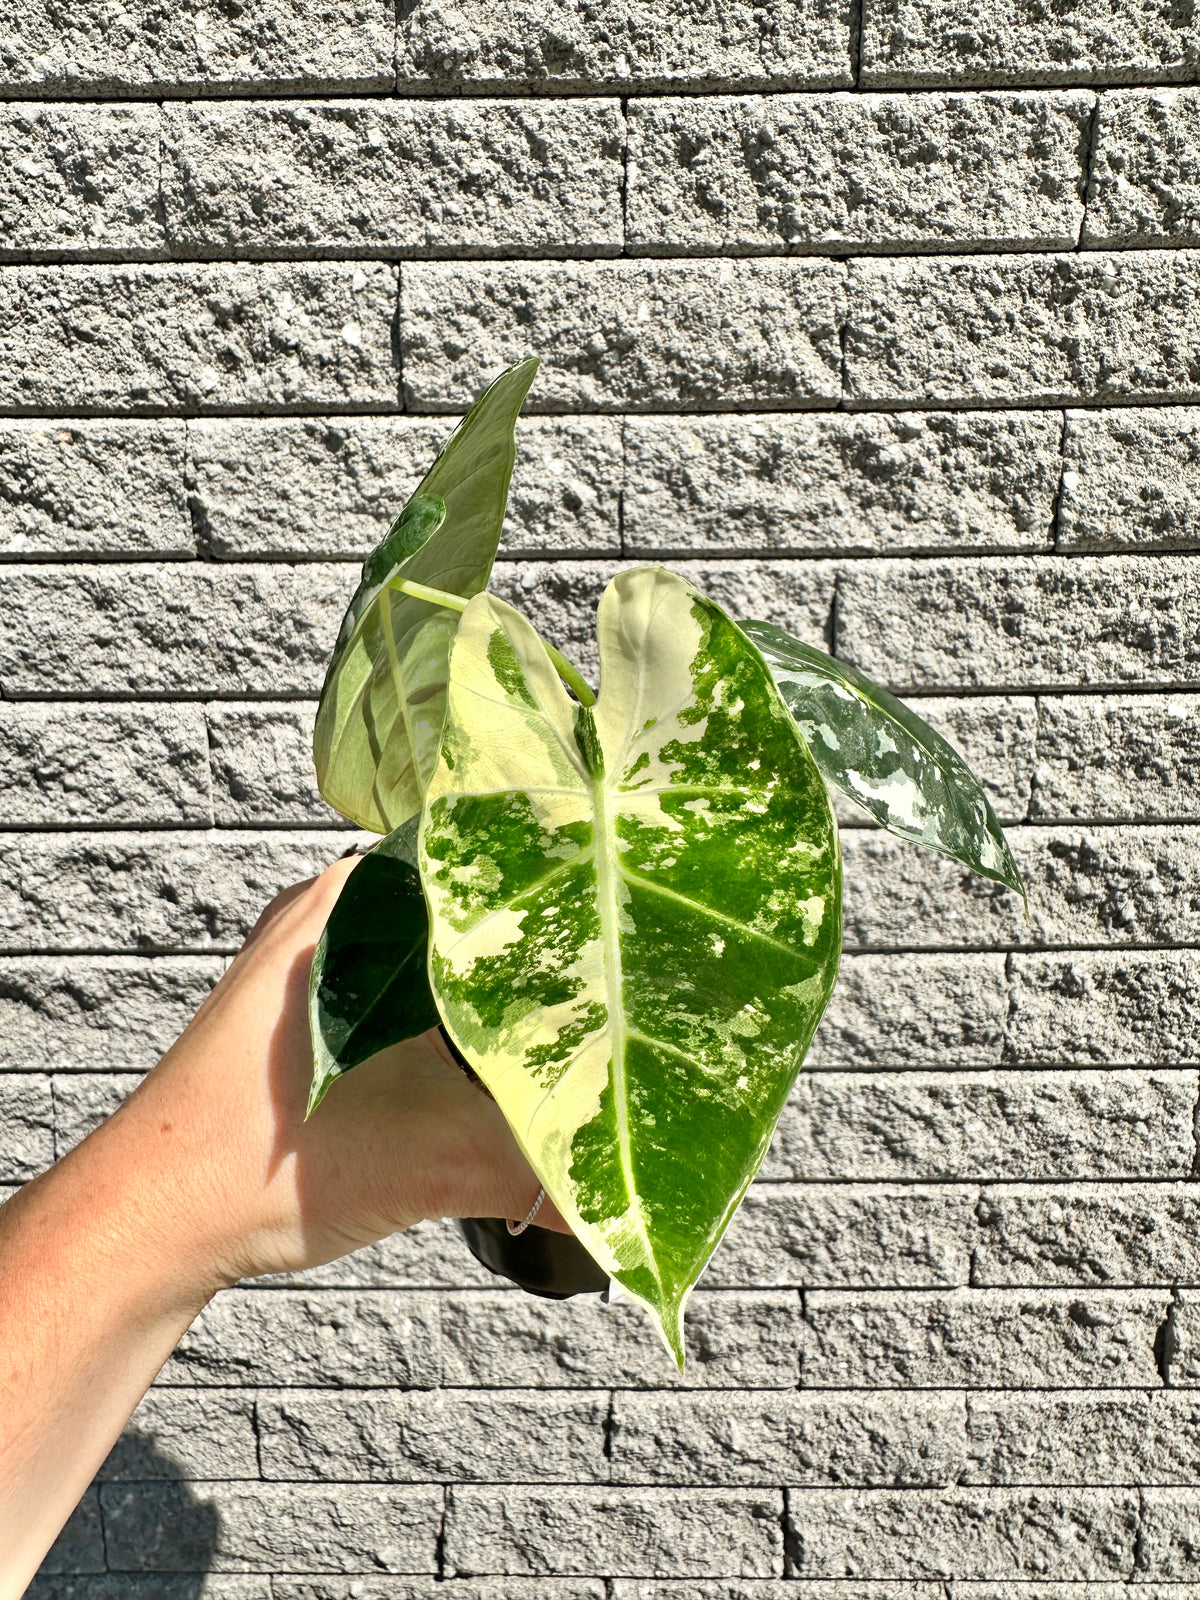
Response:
307,359,1025,1365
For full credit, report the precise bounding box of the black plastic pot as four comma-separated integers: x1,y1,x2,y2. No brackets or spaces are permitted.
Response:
440,1027,608,1300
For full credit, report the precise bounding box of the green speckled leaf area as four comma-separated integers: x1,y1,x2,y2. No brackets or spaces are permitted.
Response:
313,357,539,835
743,620,1025,902
420,568,842,1363
307,820,439,1117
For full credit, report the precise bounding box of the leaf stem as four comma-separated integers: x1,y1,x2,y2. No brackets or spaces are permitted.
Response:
390,578,597,708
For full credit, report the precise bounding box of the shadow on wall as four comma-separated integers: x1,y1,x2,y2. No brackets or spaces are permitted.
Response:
30,1428,219,1593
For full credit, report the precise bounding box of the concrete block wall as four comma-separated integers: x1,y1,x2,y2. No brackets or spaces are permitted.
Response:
2,0,1200,1590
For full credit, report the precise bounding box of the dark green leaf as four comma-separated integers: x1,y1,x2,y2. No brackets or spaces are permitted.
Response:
742,620,1025,899
307,819,439,1116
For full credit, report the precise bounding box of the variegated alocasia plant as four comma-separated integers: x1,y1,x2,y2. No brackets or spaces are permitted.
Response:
306,359,1025,1364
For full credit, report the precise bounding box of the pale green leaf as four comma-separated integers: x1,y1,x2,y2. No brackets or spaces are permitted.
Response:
742,620,1025,899
307,820,439,1117
314,357,539,834
420,568,842,1363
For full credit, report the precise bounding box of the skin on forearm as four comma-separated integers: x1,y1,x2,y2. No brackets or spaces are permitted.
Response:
0,861,558,1589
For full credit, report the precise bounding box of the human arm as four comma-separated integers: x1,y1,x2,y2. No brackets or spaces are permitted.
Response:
0,857,559,1593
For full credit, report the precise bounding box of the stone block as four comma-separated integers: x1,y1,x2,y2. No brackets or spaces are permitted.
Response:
975,1183,1200,1285
0,563,355,696
1032,694,1200,820
613,1586,945,1599
836,556,1200,691
0,263,399,414
101,1390,259,1480
0,0,394,96
800,1288,1165,1388
844,252,1200,408
1138,1489,1200,1578
838,827,1025,952
705,1183,976,1288
161,1288,441,1388
401,259,846,412
0,1073,53,1180
395,0,853,93
1058,407,1200,551
766,1069,1194,1182
1007,951,1200,1064
1164,1291,1200,1385
966,1391,1200,1484
259,1388,608,1481
1086,89,1200,248
786,1487,1138,1579
273,1586,605,1600
53,1071,140,1158
189,414,621,560
100,1482,442,1573
622,412,1059,557
163,99,623,258
628,92,1090,255
807,953,1008,1067
438,1288,801,1389
0,419,190,559
0,703,210,827
0,831,355,953
207,704,340,827
909,695,1036,821
444,1487,784,1578
859,0,1200,85
610,1391,966,1486
27,1580,273,1600
0,956,222,1072
0,103,161,261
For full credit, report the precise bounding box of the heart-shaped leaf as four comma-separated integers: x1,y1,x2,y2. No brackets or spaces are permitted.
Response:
308,820,439,1116
742,620,1024,899
419,569,842,1363
314,357,540,834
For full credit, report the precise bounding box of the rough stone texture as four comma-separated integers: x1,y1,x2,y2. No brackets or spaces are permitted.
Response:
800,1289,1167,1387
836,556,1200,691
189,415,623,558
974,1183,1200,1284
259,1389,608,1481
859,0,1200,85
707,1183,977,1287
1086,88,1200,246
100,1482,442,1573
1032,693,1200,820
628,92,1091,255
207,702,344,827
0,0,395,96
1058,406,1200,551
964,1391,1200,1483
0,703,210,826
622,412,1060,556
609,1391,967,1485
401,259,846,412
395,1,853,93
0,956,222,1072
786,1487,1139,1580
0,419,191,558
0,831,356,952
765,1068,1196,1181
161,1289,442,1389
807,953,1008,1065
1006,950,1200,1063
0,263,399,414
29,1581,273,1600
162,99,624,259
101,1391,259,1481
0,104,162,261
443,1487,784,1577
0,1073,54,1180
844,252,1200,408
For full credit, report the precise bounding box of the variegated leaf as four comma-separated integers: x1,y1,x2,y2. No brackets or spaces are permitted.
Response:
742,620,1025,899
419,568,842,1363
307,820,439,1116
314,358,539,834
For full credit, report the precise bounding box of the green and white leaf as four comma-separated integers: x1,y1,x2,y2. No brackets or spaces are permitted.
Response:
742,620,1024,899
314,357,540,835
308,820,440,1117
419,568,842,1363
